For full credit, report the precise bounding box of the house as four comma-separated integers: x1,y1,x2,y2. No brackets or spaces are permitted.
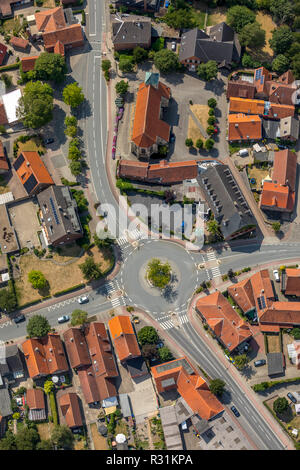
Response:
197,163,257,240
112,15,151,51
131,72,171,158
151,357,224,421
287,340,300,369
195,292,253,352
117,159,198,185
26,389,46,421
13,151,54,196
10,36,29,51
108,315,141,364
228,114,262,142
37,185,83,246
0,140,8,173
0,344,24,382
0,43,7,66
258,301,300,327
179,22,241,71
226,80,256,100
0,383,12,422
110,0,160,12
260,149,297,213
22,334,69,379
267,352,285,377
229,97,295,119
281,269,300,297
279,116,299,141
0,89,22,126
0,204,19,254
59,392,83,429
63,328,91,370
254,67,298,105
20,56,39,73
0,0,32,18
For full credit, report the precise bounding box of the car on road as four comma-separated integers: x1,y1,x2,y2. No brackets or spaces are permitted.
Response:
57,315,70,324
287,392,297,403
45,138,54,145
171,41,176,51
273,269,280,282
231,405,240,417
78,295,89,304
254,359,266,367
13,314,25,324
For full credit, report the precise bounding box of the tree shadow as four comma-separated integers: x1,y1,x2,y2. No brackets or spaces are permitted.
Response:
38,281,50,297
239,364,256,380
276,406,294,424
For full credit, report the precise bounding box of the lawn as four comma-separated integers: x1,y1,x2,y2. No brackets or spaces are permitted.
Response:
207,8,227,27
15,245,114,305
115,419,128,437
188,116,204,142
267,334,281,353
37,422,55,441
90,423,108,450
256,12,276,57
247,166,270,191
190,104,210,131
17,137,46,156
2,17,22,34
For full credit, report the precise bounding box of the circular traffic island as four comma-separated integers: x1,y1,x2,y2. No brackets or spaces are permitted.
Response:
146,258,172,290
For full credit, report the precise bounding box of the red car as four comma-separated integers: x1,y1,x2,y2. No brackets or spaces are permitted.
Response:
213,127,218,134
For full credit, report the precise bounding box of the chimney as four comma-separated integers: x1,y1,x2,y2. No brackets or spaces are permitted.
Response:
235,124,238,128
70,338,74,342
34,347,39,352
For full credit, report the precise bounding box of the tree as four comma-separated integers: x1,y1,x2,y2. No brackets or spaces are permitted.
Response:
71,309,88,326
228,268,235,279
133,46,148,63
64,116,77,127
0,431,17,450
101,59,111,72
17,81,53,128
119,56,134,73
44,380,54,395
15,428,40,450
272,221,281,233
207,219,220,235
291,328,300,340
34,52,67,83
209,378,225,396
154,49,180,73
239,22,266,49
141,343,159,360
64,125,77,138
0,287,17,312
68,145,81,161
269,26,293,55
93,233,114,248
234,354,249,370
204,138,215,150
207,125,216,136
208,98,217,109
1,73,12,88
28,270,48,290
197,60,218,81
51,425,74,450
270,0,295,25
158,346,173,362
185,138,193,147
27,315,51,338
36,439,54,450
63,82,84,108
79,256,102,281
273,396,289,415
115,80,129,95
163,7,196,30
272,54,289,75
69,160,82,176
292,53,300,80
226,5,256,33
207,116,216,125
138,326,159,345
196,138,203,149
147,258,171,289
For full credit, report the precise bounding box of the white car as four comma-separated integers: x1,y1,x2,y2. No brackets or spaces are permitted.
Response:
171,42,176,51
273,269,280,282
57,315,70,324
78,295,89,304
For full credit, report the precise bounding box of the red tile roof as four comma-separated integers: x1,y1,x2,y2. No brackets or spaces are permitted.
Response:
229,97,265,114
0,104,8,126
228,113,262,141
53,40,65,56
151,357,224,420
14,151,54,195
267,103,295,119
196,292,252,352
227,81,256,100
132,81,171,148
278,70,295,85
43,24,84,51
0,140,8,171
260,181,294,211
259,324,280,333
59,392,82,428
21,56,38,72
10,36,29,50
26,389,45,410
254,67,272,94
259,301,300,325
63,328,90,369
272,150,297,191
118,160,149,180
108,315,141,363
0,43,7,66
118,159,199,184
266,82,296,106
35,7,66,32
284,269,300,296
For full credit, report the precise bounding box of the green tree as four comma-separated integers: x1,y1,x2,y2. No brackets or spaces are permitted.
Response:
163,7,196,30
272,54,290,75
270,0,295,25
15,427,40,450
234,354,249,370
51,425,74,450
68,145,81,161
44,380,54,395
196,138,203,149
115,80,129,95
79,256,102,281
71,309,88,326
273,396,289,415
28,270,48,290
226,5,256,33
138,326,159,345
64,115,77,127
119,56,134,73
69,160,82,176
36,439,54,450
209,378,225,396
291,328,300,340
0,431,17,450
27,315,51,338
147,258,171,289
93,233,114,248
0,287,17,312
133,46,148,63
204,138,215,150
292,53,300,80
207,116,216,125
158,346,173,362
185,138,193,147
34,52,67,83
101,59,111,72
154,49,179,73
64,125,77,138
272,221,281,233
17,80,53,128
208,98,217,109
197,60,218,81
206,125,215,136
269,26,293,55
238,22,266,49
63,82,84,108
207,219,220,235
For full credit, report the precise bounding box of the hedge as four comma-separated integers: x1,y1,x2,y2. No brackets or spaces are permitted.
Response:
0,63,19,72
49,391,58,425
253,376,300,393
53,283,85,297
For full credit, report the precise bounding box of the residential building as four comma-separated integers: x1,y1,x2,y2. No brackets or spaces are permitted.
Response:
0,89,22,126
59,392,83,429
228,114,262,142
0,140,8,173
179,23,241,71
108,315,141,364
118,159,198,185
10,36,29,51
279,116,299,141
0,204,19,254
197,163,257,240
287,340,300,369
63,327,91,370
196,292,253,352
254,67,298,105
110,0,160,12
281,269,300,297
0,0,32,18
13,151,54,195
37,185,83,246
260,149,297,213
112,15,151,51
0,344,24,382
0,43,7,66
22,334,69,379
131,72,171,158
151,357,224,421
229,97,295,119
258,301,300,326
226,80,256,100
26,389,46,421
20,56,39,72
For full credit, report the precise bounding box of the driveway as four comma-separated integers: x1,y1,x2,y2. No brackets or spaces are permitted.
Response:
128,374,158,424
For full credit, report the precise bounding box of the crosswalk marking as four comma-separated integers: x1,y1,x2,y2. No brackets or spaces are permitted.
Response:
159,320,174,330
111,296,126,308
211,266,221,278
48,296,80,311
178,313,189,325
207,251,217,261
0,321,12,328
117,236,128,247
128,229,142,241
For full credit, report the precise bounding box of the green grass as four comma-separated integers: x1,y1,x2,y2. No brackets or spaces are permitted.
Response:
190,9,206,29
49,392,58,425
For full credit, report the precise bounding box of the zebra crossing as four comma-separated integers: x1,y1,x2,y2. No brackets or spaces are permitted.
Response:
206,250,221,278
210,266,221,278
206,251,217,261
178,312,189,325
155,314,174,330
116,236,129,247
0,320,12,328
102,280,121,295
111,296,126,308
128,228,142,241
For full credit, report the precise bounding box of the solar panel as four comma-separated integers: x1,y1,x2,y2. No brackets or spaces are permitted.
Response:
23,174,37,194
260,75,264,84
50,197,60,225
13,153,25,171
255,69,261,81
260,296,266,309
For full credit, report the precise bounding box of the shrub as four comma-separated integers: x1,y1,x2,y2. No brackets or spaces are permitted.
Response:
208,98,217,108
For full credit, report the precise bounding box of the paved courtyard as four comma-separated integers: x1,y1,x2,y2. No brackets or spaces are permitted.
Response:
7,199,41,249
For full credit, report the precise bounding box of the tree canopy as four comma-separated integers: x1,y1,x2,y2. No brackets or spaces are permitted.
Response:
154,49,180,73
147,258,171,289
17,81,53,129
34,52,67,83
119,55,134,73
272,54,290,75
138,326,159,345
269,26,293,55
163,6,196,30
115,80,129,95
209,378,226,396
238,22,266,49
234,354,249,370
158,346,173,362
0,286,17,313
79,256,102,281
28,270,48,290
14,427,40,451
27,315,51,338
51,425,74,450
270,0,295,25
63,82,84,108
71,309,88,326
273,396,289,415
197,60,218,81
133,46,148,63
226,5,256,33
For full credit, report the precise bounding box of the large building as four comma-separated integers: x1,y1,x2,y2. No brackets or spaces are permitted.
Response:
229,97,295,120
228,114,262,142
13,151,54,195
108,315,141,363
254,68,298,105
37,185,83,246
0,0,31,18
281,269,300,297
131,73,171,158
112,15,151,51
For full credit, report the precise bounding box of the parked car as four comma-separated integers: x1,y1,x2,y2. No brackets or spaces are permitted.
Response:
170,133,175,143
45,138,54,145
287,392,297,404
13,314,25,324
238,149,249,157
213,127,218,134
78,295,89,304
273,269,280,282
254,359,266,367
171,41,176,51
57,315,70,324
231,405,240,417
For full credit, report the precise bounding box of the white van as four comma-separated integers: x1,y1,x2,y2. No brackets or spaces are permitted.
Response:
238,149,249,157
